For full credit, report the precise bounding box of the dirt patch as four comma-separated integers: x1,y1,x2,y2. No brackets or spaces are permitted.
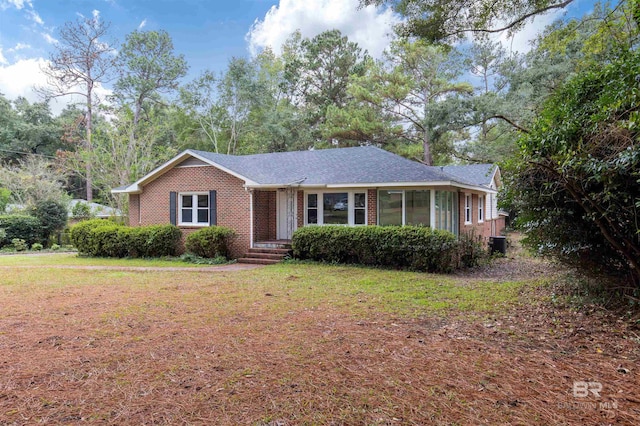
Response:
0,252,638,424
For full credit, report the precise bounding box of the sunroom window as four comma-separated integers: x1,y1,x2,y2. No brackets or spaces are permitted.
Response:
378,190,403,226
378,190,432,227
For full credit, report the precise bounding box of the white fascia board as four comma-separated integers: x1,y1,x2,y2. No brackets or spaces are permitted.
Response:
111,185,141,194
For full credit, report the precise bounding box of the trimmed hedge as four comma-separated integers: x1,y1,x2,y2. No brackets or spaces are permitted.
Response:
292,225,463,273
70,219,181,258
185,226,235,258
0,215,43,247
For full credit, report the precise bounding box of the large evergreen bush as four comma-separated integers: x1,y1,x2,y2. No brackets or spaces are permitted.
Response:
292,225,462,273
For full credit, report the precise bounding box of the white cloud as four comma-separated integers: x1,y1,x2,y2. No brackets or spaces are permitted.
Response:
0,48,7,65
138,19,147,29
92,9,100,20
42,32,58,44
26,8,43,25
0,57,112,115
11,42,31,51
0,57,49,103
0,0,32,10
246,0,401,58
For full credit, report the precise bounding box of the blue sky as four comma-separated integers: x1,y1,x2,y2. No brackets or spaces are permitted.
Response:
0,0,597,114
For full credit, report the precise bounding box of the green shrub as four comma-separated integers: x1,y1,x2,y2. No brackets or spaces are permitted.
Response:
292,225,460,273
12,238,28,251
130,225,182,257
69,220,181,258
458,230,489,268
0,215,43,247
50,243,61,251
31,242,43,251
179,253,230,265
31,200,67,245
185,226,235,258
0,228,5,243
70,219,117,255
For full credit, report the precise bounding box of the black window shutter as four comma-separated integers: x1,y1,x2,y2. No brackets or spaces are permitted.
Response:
209,190,217,226
169,192,177,225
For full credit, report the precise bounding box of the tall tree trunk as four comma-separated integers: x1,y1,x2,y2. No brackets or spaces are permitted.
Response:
85,88,93,201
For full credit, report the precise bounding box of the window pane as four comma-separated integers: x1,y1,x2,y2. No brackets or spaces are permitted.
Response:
198,195,209,208
354,193,366,208
308,194,317,208
182,195,193,208
379,190,402,226
324,193,348,224
197,208,208,223
182,209,192,223
406,190,430,226
355,209,365,225
308,208,318,224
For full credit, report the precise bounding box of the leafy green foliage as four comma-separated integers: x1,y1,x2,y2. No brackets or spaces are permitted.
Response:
509,49,640,287
361,0,583,43
71,201,93,219
0,215,43,247
31,200,68,245
0,188,9,213
184,226,235,259
292,225,466,273
11,238,28,251
70,220,182,258
31,242,43,251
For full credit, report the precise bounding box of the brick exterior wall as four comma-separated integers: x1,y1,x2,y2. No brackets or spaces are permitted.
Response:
133,166,250,258
253,190,276,242
129,194,140,225
458,192,505,241
367,189,377,225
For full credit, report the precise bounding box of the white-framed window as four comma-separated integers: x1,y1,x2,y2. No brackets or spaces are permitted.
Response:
464,193,472,224
434,190,457,234
478,195,484,223
179,192,209,226
378,190,432,227
305,191,367,226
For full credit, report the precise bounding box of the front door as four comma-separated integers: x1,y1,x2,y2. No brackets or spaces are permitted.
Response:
277,189,296,240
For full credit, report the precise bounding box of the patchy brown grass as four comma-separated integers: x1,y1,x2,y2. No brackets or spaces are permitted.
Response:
0,254,638,425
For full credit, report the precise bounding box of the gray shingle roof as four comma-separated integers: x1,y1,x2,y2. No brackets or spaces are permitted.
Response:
442,164,496,187
190,146,455,185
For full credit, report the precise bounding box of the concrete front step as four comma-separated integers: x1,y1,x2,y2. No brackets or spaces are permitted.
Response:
244,252,288,260
237,257,282,265
254,241,292,249
248,248,291,255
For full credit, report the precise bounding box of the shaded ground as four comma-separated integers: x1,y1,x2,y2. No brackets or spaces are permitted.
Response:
0,248,638,424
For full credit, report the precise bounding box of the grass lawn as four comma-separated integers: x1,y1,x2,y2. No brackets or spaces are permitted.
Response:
0,255,638,425
0,253,210,268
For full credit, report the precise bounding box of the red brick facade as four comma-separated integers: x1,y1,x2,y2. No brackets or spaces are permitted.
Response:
253,190,277,242
367,189,377,226
458,192,505,241
131,165,250,258
131,163,504,258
